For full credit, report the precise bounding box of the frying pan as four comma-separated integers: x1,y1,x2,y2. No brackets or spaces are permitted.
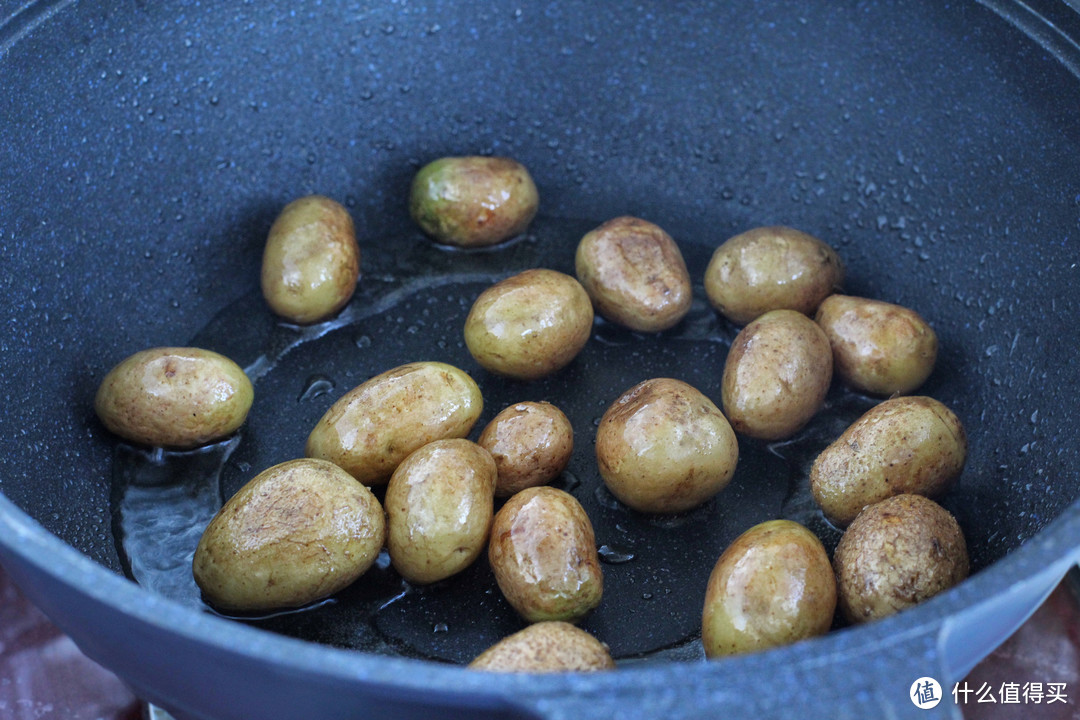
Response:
1,0,1079,717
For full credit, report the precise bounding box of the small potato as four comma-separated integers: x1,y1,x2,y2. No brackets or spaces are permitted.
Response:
815,294,938,396
596,378,738,514
192,458,385,612
477,401,574,497
489,486,603,623
410,156,539,248
305,361,483,485
702,520,836,658
721,309,833,441
469,621,615,673
94,347,253,449
834,493,969,624
385,439,497,584
574,216,693,332
810,395,967,527
464,269,593,381
261,195,360,325
704,226,844,325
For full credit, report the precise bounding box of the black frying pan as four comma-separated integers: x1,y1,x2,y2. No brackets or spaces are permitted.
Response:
1,0,1079,717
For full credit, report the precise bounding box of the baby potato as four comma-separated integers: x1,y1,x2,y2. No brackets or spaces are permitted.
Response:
464,269,593,381
94,346,253,449
810,395,967,527
595,378,738,514
574,216,693,332
305,361,483,485
469,621,615,673
702,520,836,658
815,294,938,396
704,225,844,325
409,156,539,248
192,458,385,612
385,439,497,584
834,493,969,624
477,401,574,497
489,486,603,623
261,195,360,325
721,309,833,441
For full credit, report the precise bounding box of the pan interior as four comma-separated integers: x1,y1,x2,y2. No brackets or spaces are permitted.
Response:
1,0,1079,671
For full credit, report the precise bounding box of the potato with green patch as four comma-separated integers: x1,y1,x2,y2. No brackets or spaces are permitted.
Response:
261,195,360,324
469,621,615,673
834,493,968,623
702,520,836,658
704,225,843,325
595,378,738,514
477,401,574,497
305,361,483,485
574,216,693,332
410,156,539,248
721,309,833,441
810,395,966,527
94,346,253,449
385,439,497,584
489,486,602,623
192,458,385,612
464,269,593,380
815,294,938,396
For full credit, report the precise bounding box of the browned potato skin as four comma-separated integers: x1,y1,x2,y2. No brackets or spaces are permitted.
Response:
478,401,574,498
261,195,360,325
385,439,497,584
192,458,386,612
469,621,615,673
305,361,483,486
595,378,739,514
704,226,843,326
810,396,967,527
94,347,253,449
464,269,594,381
489,486,603,623
409,156,539,248
721,309,833,441
815,294,938,395
702,520,836,658
574,216,693,332
834,494,968,624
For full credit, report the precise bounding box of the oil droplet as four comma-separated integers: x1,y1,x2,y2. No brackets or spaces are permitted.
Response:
598,544,635,564
355,334,372,349
553,471,581,493
298,374,335,401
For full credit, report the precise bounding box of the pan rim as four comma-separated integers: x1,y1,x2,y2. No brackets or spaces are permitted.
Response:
2,489,1078,708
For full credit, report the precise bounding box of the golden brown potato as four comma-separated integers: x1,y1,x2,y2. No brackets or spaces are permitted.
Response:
464,269,593,380
702,520,836,658
595,378,738,513
192,458,386,612
834,494,968,624
810,395,967,527
721,309,833,441
94,346,253,449
261,195,360,325
574,216,693,332
477,401,574,497
305,361,483,485
489,486,603,623
469,621,615,673
815,294,938,395
385,439,497,584
704,225,843,325
409,156,539,248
